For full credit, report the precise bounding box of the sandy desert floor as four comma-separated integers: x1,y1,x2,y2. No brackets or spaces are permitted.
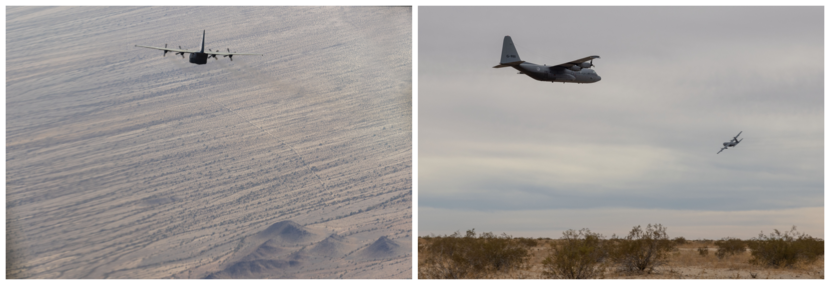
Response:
6,6,411,279
418,238,823,279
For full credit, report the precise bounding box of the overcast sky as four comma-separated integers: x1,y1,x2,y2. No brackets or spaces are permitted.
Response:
418,6,823,239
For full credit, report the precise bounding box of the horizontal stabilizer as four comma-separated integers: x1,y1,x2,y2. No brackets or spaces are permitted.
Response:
493,61,525,68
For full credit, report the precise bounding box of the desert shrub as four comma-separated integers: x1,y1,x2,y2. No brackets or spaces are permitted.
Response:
714,238,746,259
419,229,531,278
744,239,758,250
516,237,539,247
463,231,530,272
748,226,824,268
672,236,687,246
697,246,709,256
608,224,675,274
541,229,607,279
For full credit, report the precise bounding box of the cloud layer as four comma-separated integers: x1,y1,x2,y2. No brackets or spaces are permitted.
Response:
418,6,823,238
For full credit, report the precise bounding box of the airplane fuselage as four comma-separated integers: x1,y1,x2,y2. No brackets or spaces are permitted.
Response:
512,62,601,83
189,52,208,65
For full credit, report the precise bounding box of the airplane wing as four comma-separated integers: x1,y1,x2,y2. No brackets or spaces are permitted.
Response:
717,146,727,154
204,50,262,56
134,45,198,54
733,131,742,141
554,55,600,68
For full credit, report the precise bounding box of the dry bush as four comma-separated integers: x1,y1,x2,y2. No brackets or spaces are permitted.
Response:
419,246,468,278
540,228,607,279
748,226,824,268
698,246,709,257
714,238,746,259
469,231,531,272
608,224,675,274
516,237,539,247
418,229,531,279
673,236,688,246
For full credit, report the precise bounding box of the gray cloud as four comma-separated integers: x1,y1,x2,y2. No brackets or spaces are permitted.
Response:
418,6,823,238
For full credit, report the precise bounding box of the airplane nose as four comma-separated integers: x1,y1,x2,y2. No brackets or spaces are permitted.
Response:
596,76,601,82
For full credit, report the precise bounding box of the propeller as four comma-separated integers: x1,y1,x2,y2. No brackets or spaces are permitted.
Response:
176,45,185,58
589,59,595,68
206,48,219,59
163,44,168,57
223,48,234,61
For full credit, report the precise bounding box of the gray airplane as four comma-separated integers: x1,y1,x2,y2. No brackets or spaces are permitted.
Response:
493,36,601,84
717,131,743,154
135,30,261,65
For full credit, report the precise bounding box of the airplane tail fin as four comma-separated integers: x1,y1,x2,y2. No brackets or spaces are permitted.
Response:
199,30,205,53
494,35,522,68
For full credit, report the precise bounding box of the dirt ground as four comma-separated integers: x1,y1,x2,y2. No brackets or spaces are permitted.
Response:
419,238,824,279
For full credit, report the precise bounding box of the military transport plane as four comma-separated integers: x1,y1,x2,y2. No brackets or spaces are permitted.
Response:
135,30,261,65
717,131,743,154
494,36,601,84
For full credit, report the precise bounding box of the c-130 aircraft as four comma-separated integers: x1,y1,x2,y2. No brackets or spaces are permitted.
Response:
135,30,261,65
494,36,601,84
717,131,743,154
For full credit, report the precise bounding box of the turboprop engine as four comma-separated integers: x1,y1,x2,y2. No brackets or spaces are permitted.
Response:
570,61,595,71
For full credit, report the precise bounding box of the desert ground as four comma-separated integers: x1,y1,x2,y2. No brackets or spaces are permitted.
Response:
418,238,823,279
6,6,411,278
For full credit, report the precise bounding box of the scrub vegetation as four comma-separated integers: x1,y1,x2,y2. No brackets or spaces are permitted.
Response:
697,246,709,256
418,229,533,278
748,226,824,268
540,229,607,279
419,225,823,279
608,224,674,274
714,238,747,259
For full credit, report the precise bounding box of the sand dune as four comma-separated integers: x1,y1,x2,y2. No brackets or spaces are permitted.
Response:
254,220,316,243
6,6,411,279
359,236,403,259
310,234,348,257
240,239,287,262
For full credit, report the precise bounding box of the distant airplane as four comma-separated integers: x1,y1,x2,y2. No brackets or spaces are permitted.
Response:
135,30,261,65
717,131,743,154
493,36,601,84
